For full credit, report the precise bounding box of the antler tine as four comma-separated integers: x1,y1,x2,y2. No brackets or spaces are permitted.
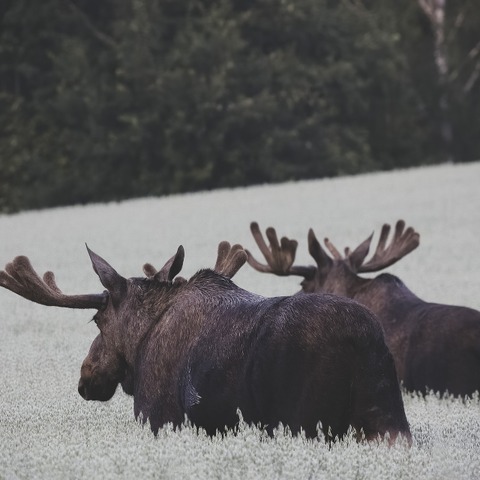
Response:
143,245,186,285
43,271,63,294
214,241,248,279
324,238,343,259
246,222,312,277
372,223,391,258
357,220,420,273
0,256,106,309
143,262,187,285
143,263,158,277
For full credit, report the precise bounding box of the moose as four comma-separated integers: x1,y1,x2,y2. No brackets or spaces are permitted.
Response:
247,220,480,397
0,241,411,443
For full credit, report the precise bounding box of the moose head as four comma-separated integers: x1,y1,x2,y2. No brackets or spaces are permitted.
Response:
78,245,186,401
246,220,420,298
78,241,246,402
0,246,182,401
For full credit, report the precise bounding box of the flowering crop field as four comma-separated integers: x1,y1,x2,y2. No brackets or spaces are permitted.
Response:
1,162,480,479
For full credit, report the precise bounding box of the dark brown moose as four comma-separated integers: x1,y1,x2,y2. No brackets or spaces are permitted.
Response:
247,220,480,397
0,241,411,443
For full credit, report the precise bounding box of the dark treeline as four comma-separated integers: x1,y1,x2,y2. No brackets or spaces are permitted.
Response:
1,0,479,213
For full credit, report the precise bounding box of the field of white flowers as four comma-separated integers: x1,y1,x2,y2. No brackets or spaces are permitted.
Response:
1,162,480,479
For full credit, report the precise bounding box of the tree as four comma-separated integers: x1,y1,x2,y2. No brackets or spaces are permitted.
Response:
1,0,478,213
416,0,480,162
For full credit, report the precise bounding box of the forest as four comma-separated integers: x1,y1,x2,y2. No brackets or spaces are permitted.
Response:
1,0,479,213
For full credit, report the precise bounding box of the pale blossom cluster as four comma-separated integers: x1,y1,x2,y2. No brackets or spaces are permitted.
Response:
1,162,479,479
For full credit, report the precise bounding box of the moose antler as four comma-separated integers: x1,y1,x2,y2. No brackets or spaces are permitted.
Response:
246,222,315,278
143,242,246,282
0,256,107,309
324,220,420,273
143,246,187,284
357,220,420,273
214,241,247,279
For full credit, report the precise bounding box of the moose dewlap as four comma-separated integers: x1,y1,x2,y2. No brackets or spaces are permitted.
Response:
0,242,411,443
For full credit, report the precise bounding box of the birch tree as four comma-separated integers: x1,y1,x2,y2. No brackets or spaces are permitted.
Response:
417,0,480,162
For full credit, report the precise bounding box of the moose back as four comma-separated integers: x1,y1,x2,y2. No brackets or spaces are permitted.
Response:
0,242,411,442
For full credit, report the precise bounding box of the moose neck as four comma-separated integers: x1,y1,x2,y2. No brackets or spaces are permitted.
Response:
116,280,180,367
320,263,371,299
121,277,218,368
131,271,251,424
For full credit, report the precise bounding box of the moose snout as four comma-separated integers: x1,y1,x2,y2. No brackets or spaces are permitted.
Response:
78,377,90,400
78,361,120,402
78,362,94,400
78,374,118,401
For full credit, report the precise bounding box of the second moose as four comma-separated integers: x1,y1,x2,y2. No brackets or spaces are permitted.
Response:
247,220,480,397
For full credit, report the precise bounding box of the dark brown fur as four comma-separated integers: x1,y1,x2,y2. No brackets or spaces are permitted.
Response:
1,244,411,443
85,264,410,442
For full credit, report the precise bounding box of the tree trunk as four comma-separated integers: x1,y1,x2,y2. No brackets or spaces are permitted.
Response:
418,0,454,162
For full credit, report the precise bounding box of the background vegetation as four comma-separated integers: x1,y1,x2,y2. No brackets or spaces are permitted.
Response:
1,0,479,213
1,162,480,479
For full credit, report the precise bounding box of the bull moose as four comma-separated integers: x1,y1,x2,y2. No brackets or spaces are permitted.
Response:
246,220,480,397
0,241,411,443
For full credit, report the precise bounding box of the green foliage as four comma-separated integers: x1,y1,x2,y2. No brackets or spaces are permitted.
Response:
0,0,479,212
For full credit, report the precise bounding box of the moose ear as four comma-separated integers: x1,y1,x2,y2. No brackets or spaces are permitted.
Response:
308,229,332,269
348,233,373,272
155,245,185,283
86,245,127,298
